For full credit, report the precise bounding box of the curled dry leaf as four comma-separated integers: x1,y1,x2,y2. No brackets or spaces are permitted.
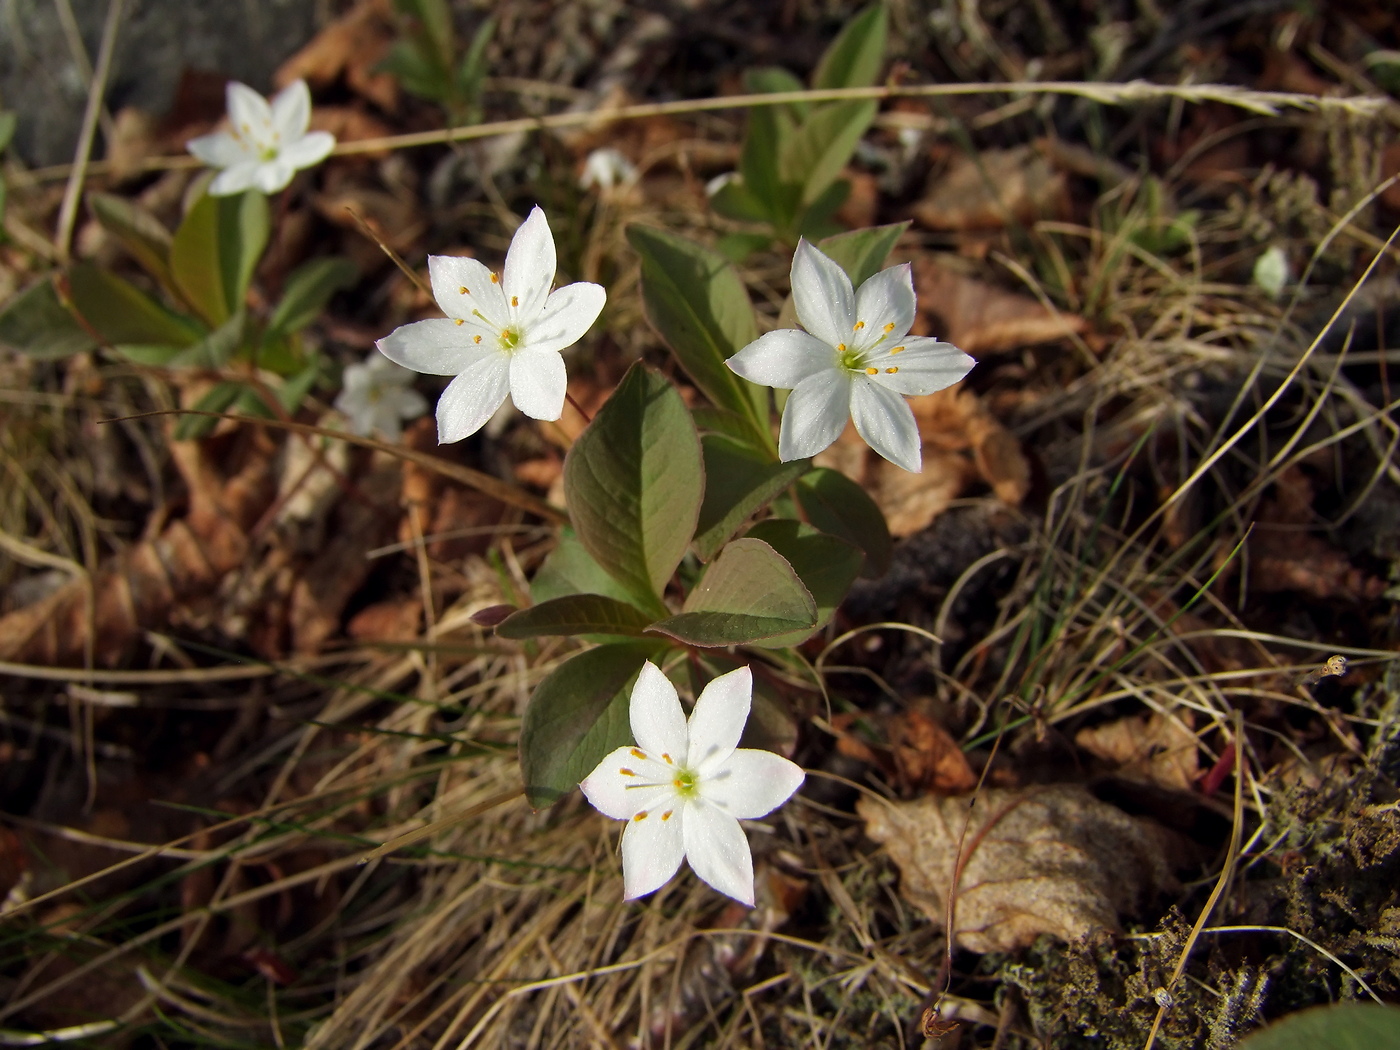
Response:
915,258,1087,358
1075,710,1200,792
913,145,1067,232
858,784,1176,953
274,0,398,112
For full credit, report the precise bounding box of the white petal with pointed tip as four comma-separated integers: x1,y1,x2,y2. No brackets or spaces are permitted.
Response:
277,131,335,170
581,747,659,820
526,283,606,356
700,750,805,819
791,239,854,347
850,379,921,472
186,132,246,169
683,804,754,906
209,163,262,196
870,338,975,396
853,263,916,342
726,329,833,389
270,79,311,139
621,808,686,900
779,369,850,461
503,207,556,321
509,348,567,421
253,161,294,194
629,662,689,759
226,81,271,132
428,255,507,326
376,318,493,375
435,354,510,443
686,666,751,774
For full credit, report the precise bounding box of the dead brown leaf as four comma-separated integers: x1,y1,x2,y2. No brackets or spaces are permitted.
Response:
1076,710,1199,792
914,258,1088,357
913,145,1067,231
891,711,979,795
348,598,423,644
274,0,399,112
858,784,1176,953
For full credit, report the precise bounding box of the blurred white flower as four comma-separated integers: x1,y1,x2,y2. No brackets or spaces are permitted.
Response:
579,147,637,192
580,662,805,906
187,79,336,196
705,171,739,197
334,353,427,441
1253,245,1290,298
375,206,606,443
726,239,975,472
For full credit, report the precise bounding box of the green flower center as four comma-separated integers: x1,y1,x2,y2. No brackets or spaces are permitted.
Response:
260,145,279,162
498,327,522,351
837,345,866,372
672,769,698,798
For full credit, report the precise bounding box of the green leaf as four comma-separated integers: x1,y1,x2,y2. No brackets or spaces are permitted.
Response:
563,363,703,612
175,381,244,440
276,358,323,413
795,467,892,577
0,277,97,359
455,16,496,104
782,99,877,206
708,178,770,225
743,519,861,646
715,231,774,263
531,528,639,606
817,222,909,287
377,41,448,100
1237,1004,1400,1050
626,225,768,446
795,178,851,241
745,66,808,120
267,257,358,337
693,435,809,561
739,68,800,226
0,112,16,153
648,537,816,647
170,190,269,327
518,641,665,807
168,308,245,368
497,595,655,639
87,192,174,291
813,4,888,90
66,262,201,348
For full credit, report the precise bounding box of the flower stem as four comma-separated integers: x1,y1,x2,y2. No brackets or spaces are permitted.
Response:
564,391,592,425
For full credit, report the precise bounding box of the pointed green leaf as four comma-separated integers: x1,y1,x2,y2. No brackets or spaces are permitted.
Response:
626,225,769,447
169,308,245,368
0,112,15,153
743,519,861,646
563,363,703,612
782,99,877,206
796,467,892,577
1238,1004,1400,1050
268,257,359,337
745,66,808,120
88,192,174,291
813,4,888,90
0,277,97,359
693,435,809,561
170,190,269,327
817,222,909,287
276,357,323,412
648,537,816,647
497,594,655,639
66,262,202,348
519,640,666,808
531,528,638,606
175,381,245,440
708,178,770,225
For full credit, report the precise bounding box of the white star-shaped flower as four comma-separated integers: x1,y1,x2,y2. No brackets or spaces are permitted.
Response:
726,239,976,472
375,206,606,443
580,662,805,906
333,352,428,441
578,147,637,193
186,79,336,196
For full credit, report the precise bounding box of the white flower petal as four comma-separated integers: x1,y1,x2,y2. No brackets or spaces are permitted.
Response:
726,329,834,389
869,337,975,396
790,239,854,347
582,747,667,819
502,206,556,322
186,131,247,169
701,750,805,819
630,661,689,761
225,81,272,135
686,666,751,774
508,348,566,421
853,263,916,346
850,378,921,472
682,803,754,906
277,131,336,171
333,387,370,431
526,282,606,355
391,387,429,419
376,318,492,375
253,161,295,194
208,163,262,196
370,405,405,441
269,79,312,140
435,354,510,443
778,369,851,462
428,255,508,327
621,806,686,899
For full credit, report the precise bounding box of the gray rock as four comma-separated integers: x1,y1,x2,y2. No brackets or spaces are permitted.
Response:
0,0,321,166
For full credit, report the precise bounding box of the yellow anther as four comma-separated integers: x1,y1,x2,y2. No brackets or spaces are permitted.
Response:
630,748,646,760
673,779,684,789
865,367,879,375
661,810,674,821
883,322,896,333
886,366,899,373
473,335,482,344
633,812,647,821
454,319,464,326
837,343,847,352
459,286,468,294
489,273,499,284
890,346,905,354
662,753,672,764
854,321,865,330
619,768,637,777
510,295,519,307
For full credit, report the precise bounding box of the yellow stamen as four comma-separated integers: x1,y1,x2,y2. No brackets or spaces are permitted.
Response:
890,346,905,354
454,319,464,326
886,366,899,373
854,321,865,330
662,753,672,764
510,295,519,307
673,779,684,789
837,343,847,352
661,810,673,821
865,367,879,375
883,323,896,333
489,273,499,284
459,286,468,294
633,812,647,821
619,768,637,777
473,335,482,344
630,748,646,760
